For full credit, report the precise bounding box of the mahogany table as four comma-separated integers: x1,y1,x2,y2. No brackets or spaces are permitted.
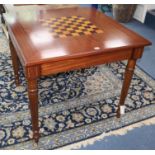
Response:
5,7,151,143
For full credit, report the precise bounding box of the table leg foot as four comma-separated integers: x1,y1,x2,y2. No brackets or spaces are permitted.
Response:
15,75,20,86
117,105,126,118
120,105,125,115
116,107,120,118
33,131,40,144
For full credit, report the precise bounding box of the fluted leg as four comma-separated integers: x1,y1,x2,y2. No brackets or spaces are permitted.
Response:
27,79,39,143
117,59,137,118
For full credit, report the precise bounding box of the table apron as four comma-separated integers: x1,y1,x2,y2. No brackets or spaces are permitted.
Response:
41,49,133,76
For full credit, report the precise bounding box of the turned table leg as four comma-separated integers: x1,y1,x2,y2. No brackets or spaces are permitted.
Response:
117,58,137,118
26,66,40,143
27,78,39,143
9,38,20,86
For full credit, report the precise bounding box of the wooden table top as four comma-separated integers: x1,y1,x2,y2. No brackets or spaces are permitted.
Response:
5,7,151,66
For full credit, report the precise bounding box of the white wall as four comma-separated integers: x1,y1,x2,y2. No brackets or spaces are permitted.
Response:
134,4,155,23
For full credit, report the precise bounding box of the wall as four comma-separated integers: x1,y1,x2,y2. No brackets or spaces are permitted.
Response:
134,4,155,23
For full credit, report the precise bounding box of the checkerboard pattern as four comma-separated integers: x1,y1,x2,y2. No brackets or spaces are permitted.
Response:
39,16,104,38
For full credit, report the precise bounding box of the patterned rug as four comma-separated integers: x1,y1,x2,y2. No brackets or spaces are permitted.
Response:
0,33,155,149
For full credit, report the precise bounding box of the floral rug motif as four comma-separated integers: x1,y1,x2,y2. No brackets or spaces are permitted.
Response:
0,33,155,149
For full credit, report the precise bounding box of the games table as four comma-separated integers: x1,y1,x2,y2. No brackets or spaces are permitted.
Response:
5,7,151,143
